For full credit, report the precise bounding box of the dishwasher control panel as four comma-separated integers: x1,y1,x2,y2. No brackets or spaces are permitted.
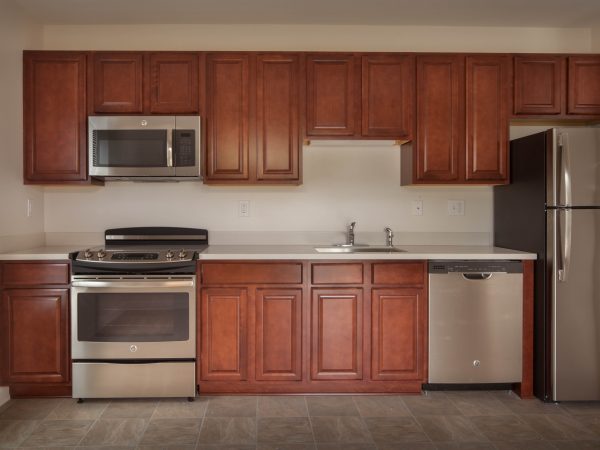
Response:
429,260,523,274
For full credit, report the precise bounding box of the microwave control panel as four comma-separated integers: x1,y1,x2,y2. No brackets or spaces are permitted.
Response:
173,130,196,167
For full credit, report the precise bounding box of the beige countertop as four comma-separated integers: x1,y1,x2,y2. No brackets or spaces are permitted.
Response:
0,244,536,261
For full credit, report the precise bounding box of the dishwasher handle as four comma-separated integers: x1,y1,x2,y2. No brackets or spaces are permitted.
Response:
461,273,494,281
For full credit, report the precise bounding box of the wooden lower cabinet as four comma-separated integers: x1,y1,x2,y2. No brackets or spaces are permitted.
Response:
1,289,70,385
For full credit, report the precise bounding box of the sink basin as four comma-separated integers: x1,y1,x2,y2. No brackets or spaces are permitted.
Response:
315,246,405,253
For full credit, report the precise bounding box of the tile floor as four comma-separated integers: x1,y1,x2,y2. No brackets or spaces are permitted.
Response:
1,391,600,449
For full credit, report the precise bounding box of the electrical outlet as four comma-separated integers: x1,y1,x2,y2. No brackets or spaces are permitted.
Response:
411,200,423,216
26,199,32,218
447,200,465,216
238,200,250,217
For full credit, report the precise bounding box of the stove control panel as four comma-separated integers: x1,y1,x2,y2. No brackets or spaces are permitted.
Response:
75,249,196,263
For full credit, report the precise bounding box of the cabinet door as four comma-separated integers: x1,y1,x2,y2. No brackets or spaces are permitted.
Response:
311,288,363,380
201,288,248,381
306,54,357,136
255,289,302,381
24,52,88,183
465,55,510,182
92,52,143,113
205,54,250,181
362,55,414,139
149,52,199,114
513,56,564,115
415,55,463,182
1,289,69,384
371,289,424,381
256,54,301,182
568,56,600,115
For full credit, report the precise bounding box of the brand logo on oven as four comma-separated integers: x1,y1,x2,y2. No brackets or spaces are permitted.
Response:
129,345,138,353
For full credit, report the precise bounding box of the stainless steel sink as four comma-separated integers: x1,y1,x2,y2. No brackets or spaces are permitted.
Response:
314,246,405,253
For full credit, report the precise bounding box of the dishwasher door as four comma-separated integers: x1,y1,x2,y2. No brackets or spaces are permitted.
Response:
428,260,523,384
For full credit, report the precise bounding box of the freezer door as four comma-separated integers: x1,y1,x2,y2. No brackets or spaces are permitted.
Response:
551,208,600,400
552,128,600,207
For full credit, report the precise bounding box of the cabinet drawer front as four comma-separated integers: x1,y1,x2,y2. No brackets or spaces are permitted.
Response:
2,263,70,287
202,263,302,285
372,262,425,287
311,263,363,285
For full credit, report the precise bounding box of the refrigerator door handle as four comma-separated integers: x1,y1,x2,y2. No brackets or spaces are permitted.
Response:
558,208,572,282
558,133,572,207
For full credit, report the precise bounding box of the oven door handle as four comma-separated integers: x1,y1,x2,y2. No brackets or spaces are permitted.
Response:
71,280,195,288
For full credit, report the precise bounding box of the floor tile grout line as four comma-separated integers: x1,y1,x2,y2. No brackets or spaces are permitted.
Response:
73,398,111,446
350,394,377,447
405,390,435,445
305,396,318,447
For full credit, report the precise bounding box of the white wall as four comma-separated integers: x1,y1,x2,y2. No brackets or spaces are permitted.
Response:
593,26,600,51
39,24,595,245
0,1,44,252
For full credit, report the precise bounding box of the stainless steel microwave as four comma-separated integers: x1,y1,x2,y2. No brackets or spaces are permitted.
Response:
88,116,201,181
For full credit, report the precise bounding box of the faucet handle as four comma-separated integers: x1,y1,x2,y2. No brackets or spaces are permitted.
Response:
349,221,356,230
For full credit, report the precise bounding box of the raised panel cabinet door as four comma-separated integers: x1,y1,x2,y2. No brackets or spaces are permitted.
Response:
306,54,356,136
568,56,600,115
362,55,415,139
205,53,250,181
513,55,564,115
311,288,363,380
92,52,143,113
371,289,424,381
415,55,463,182
24,51,88,183
201,288,248,381
2,289,69,384
465,55,510,182
149,52,199,114
256,54,301,182
255,289,302,381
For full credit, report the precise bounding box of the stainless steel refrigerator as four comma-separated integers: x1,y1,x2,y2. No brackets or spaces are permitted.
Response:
494,127,600,402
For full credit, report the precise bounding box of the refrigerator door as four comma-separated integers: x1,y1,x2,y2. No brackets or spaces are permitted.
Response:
551,208,600,400
551,127,600,207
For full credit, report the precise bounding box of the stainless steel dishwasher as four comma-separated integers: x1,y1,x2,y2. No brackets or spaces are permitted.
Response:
428,260,523,384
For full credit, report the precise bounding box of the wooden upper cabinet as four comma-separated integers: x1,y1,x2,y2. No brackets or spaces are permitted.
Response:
24,51,88,184
306,54,357,136
362,55,414,139
465,55,510,183
513,55,564,115
92,52,144,114
415,54,463,182
256,54,301,182
568,56,600,115
1,289,69,384
149,52,199,114
205,53,250,181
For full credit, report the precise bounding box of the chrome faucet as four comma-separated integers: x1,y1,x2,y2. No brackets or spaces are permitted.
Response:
384,227,394,247
346,221,356,246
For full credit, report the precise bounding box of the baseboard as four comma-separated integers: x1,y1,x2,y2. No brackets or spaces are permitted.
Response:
0,387,10,407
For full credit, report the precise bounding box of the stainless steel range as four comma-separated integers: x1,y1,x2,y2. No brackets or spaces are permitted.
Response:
70,227,208,400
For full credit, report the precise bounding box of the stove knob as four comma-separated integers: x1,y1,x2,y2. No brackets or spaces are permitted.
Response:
178,249,187,259
166,250,174,259
84,249,93,259
97,249,106,259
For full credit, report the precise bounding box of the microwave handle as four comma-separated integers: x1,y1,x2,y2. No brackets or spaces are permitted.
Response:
166,132,173,167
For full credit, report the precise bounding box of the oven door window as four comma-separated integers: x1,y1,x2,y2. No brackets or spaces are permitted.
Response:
77,293,189,342
93,130,168,167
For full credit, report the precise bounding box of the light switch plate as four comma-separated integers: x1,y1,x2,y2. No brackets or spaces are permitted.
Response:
411,200,423,216
238,200,250,217
447,200,465,216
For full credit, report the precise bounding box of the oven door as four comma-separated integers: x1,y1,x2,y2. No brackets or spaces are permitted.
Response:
71,276,195,360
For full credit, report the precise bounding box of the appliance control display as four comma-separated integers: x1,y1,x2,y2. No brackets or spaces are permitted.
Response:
111,253,159,261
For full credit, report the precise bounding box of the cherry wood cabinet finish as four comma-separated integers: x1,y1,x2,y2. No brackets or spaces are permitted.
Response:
148,52,199,114
1,289,69,384
91,52,143,114
362,55,415,139
371,288,424,381
465,55,510,183
201,288,248,381
201,262,303,285
415,55,464,182
2,262,69,287
255,288,302,381
256,54,301,182
371,262,425,287
306,54,357,136
513,56,564,115
24,51,88,183
311,263,364,285
205,53,250,181
568,56,600,115
311,288,363,380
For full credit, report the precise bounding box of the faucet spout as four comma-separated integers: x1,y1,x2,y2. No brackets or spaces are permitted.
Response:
347,221,356,246
384,227,394,247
